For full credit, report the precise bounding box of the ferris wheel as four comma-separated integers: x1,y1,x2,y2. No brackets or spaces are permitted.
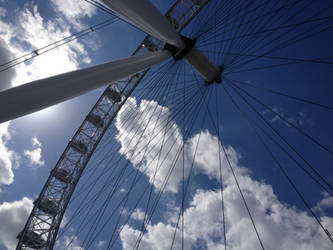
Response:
0,0,332,249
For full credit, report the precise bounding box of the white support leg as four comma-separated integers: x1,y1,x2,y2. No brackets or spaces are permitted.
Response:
184,47,222,84
0,50,171,123
101,0,184,48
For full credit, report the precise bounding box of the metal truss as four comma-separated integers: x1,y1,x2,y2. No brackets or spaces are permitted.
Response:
17,0,211,249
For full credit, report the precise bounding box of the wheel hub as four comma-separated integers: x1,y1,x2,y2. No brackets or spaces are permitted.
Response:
165,35,223,85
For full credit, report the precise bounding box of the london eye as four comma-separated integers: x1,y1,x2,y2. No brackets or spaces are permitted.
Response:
0,0,332,249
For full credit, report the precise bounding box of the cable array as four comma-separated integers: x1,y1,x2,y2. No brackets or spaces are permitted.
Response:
10,0,333,249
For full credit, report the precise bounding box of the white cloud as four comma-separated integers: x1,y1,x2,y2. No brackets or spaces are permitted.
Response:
0,197,33,250
314,193,333,215
57,235,85,250
32,136,41,147
120,137,333,249
264,108,312,128
116,97,189,193
24,136,45,167
97,240,106,248
131,208,146,221
51,0,97,29
116,100,333,249
0,7,6,17
0,122,18,191
0,38,17,91
0,3,91,90
24,148,44,166
13,5,90,84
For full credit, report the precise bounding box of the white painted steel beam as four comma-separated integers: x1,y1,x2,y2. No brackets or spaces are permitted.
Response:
0,50,171,123
184,46,221,83
101,0,184,48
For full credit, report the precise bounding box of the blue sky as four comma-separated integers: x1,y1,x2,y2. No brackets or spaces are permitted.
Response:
0,0,333,249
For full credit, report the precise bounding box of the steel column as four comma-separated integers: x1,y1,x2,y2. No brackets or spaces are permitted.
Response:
0,50,171,123
101,0,185,48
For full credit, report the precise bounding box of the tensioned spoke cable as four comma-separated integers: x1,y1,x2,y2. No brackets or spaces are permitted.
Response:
227,0,290,64
182,61,186,250
231,0,323,60
134,81,179,249
225,20,333,73
81,61,182,248
225,52,333,65
194,0,258,41
221,0,258,66
226,0,306,66
228,81,333,156
170,87,213,250
0,18,119,74
133,63,189,249
223,80,333,191
169,64,211,250
226,6,333,71
134,64,202,249
62,61,181,246
198,13,333,48
190,68,265,250
215,84,227,250
223,100,333,198
222,83,333,245
224,77,333,110
65,62,176,205
112,86,209,249
196,0,293,44
135,87,210,250
53,1,333,249
200,14,333,63
224,56,333,74
103,64,184,249
80,61,205,248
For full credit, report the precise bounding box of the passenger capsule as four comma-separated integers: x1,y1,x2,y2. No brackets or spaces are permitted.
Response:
87,113,104,128
17,230,46,249
52,168,72,184
105,88,122,103
35,198,58,216
70,140,88,154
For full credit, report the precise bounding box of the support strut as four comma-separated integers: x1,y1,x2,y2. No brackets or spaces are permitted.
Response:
0,50,171,123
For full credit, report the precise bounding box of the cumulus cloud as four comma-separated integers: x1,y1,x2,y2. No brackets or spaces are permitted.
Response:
0,38,17,91
116,99,333,250
0,122,18,191
0,3,91,90
115,98,248,193
116,97,189,193
0,7,6,17
314,193,333,215
56,235,85,250
24,136,45,167
131,208,146,221
51,0,96,29
0,197,33,250
97,240,106,248
32,136,41,147
263,108,313,128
